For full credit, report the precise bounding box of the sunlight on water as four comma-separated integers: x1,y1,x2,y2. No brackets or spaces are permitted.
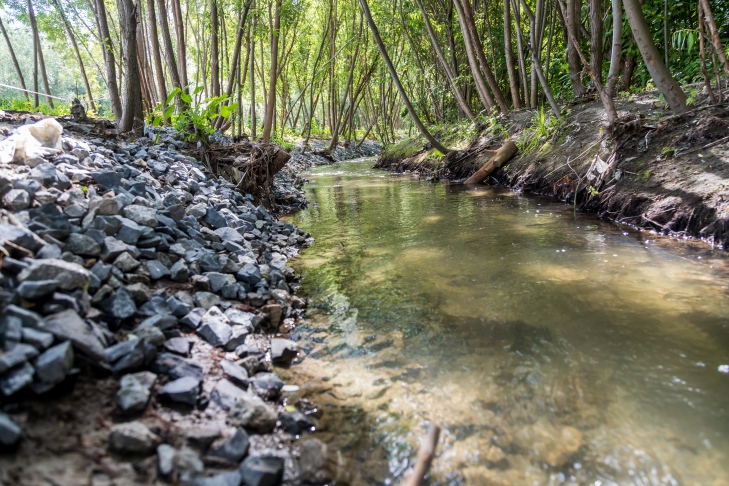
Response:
285,158,729,486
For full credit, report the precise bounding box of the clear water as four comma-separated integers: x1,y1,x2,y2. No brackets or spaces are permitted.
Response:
284,158,729,485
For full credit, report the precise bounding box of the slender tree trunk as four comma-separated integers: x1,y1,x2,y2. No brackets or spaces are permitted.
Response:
262,0,281,142
359,0,450,154
459,0,509,112
171,0,188,87
566,0,586,96
452,0,495,112
146,0,168,103
27,0,54,108
117,0,144,132
0,17,30,101
619,50,636,91
211,0,220,97
503,0,521,108
513,0,530,104
623,0,687,112
605,0,622,97
250,1,257,138
33,32,38,107
699,0,729,80
697,1,716,103
95,0,123,119
415,0,475,119
156,0,184,98
53,0,97,111
590,0,603,85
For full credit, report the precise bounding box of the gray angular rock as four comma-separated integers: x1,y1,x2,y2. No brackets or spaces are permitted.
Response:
157,443,176,476
151,353,204,381
3,189,30,210
197,319,232,348
123,205,159,227
116,372,156,413
220,360,248,387
249,372,284,399
0,344,39,373
0,413,22,447
236,263,262,286
209,428,249,463
0,362,34,396
21,327,54,349
211,379,246,411
164,337,191,355
205,272,236,293
18,259,89,291
44,309,106,360
180,308,205,331
0,223,44,253
187,471,242,486
204,208,227,229
298,439,335,484
101,287,137,319
147,260,170,280
194,291,220,310
109,421,161,455
92,170,123,190
214,227,245,244
138,314,178,331
113,252,140,272
280,411,315,436
16,279,59,300
63,233,101,257
226,391,277,433
270,338,299,366
167,296,192,317
116,217,143,245
159,376,200,406
239,456,284,486
170,259,190,282
34,341,74,385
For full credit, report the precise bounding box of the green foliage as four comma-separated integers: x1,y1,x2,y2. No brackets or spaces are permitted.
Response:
149,86,238,142
519,108,567,155
0,97,69,116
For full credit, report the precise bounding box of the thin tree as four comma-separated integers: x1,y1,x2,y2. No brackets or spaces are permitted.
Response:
0,17,30,101
503,0,521,109
93,0,122,120
262,0,281,142
358,0,450,154
156,0,184,101
145,0,168,103
622,0,687,112
698,0,729,80
117,0,144,131
452,0,495,112
27,0,54,108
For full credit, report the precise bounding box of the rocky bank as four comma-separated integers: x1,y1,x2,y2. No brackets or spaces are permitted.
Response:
0,111,362,485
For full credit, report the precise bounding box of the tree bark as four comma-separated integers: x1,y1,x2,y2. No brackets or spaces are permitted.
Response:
589,0,603,85
146,0,168,103
623,0,687,112
415,0,475,119
464,141,518,184
359,0,450,154
452,0,495,112
262,0,281,142
53,0,97,111
566,0,586,96
503,0,521,109
117,0,144,132
0,17,30,101
458,0,510,112
250,0,257,138
697,1,716,103
699,0,729,80
211,0,220,97
156,0,184,98
605,0,622,97
94,0,123,119
171,0,188,87
27,0,54,108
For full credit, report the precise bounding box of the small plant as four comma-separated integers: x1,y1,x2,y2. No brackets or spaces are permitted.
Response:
519,107,565,155
149,85,238,142
661,146,676,157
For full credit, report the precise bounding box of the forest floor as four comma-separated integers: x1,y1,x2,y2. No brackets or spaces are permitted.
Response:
375,91,729,248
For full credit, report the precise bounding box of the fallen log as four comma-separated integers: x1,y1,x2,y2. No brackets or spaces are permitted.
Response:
463,141,518,184
401,424,441,486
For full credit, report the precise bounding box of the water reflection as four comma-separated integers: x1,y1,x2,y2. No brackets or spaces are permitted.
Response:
285,158,729,485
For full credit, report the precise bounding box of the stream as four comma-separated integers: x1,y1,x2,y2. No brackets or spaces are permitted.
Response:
283,157,729,485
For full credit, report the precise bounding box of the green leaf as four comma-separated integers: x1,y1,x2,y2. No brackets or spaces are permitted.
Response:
220,105,231,118
166,88,181,106
193,86,204,95
164,105,175,120
688,32,695,54
181,93,192,103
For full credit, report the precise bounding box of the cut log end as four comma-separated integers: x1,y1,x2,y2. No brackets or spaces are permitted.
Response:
463,141,518,184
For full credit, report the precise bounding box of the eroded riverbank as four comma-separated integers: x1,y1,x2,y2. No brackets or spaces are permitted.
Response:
285,157,729,485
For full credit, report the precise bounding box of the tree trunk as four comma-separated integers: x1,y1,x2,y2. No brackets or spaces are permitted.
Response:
262,0,281,142
27,0,54,108
117,0,144,132
566,0,586,96
605,0,622,97
94,0,123,119
53,0,97,111
250,0,257,138
589,0,603,86
619,50,636,91
0,17,30,101
697,1,716,103
146,0,168,103
415,0,475,119
211,0,220,97
452,0,495,112
156,0,184,98
623,0,687,112
171,0,188,87
699,0,729,80
359,0,450,154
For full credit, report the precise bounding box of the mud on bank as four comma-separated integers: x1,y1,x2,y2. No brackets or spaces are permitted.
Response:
375,94,729,248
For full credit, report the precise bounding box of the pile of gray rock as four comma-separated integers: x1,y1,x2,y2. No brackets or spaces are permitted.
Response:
0,117,335,484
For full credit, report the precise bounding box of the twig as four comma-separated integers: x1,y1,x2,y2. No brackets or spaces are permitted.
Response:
401,424,441,486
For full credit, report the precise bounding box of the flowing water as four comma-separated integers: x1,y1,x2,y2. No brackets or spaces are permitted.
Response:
283,157,729,486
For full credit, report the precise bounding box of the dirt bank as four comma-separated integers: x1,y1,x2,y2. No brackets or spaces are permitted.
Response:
375,93,729,248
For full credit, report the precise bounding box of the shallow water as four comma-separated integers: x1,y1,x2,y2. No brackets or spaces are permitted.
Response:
284,158,729,485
